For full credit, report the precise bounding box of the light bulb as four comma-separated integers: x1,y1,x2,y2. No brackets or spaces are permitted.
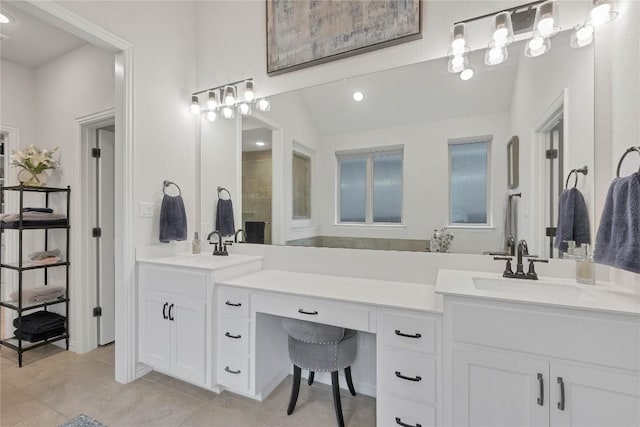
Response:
452,56,464,69
577,25,594,41
206,110,217,122
207,91,218,110
224,86,236,106
352,91,364,102
537,17,555,36
238,102,251,115
449,23,467,55
571,24,594,48
529,36,545,51
256,98,271,112
222,106,235,119
244,81,255,102
460,69,474,81
525,35,550,57
489,48,504,64
493,27,508,43
590,2,611,25
190,95,201,114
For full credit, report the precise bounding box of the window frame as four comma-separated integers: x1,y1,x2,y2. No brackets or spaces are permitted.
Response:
335,145,404,225
447,136,493,228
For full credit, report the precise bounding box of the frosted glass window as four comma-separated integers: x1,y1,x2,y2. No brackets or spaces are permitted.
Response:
450,141,489,224
373,153,402,223
339,157,367,222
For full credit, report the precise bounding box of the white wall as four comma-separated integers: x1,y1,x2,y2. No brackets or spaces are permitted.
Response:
0,60,37,147
54,0,199,246
316,112,510,254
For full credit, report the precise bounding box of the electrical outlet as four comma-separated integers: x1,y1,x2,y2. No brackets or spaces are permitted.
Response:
139,202,154,218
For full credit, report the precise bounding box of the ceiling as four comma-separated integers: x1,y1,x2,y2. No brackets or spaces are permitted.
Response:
242,120,273,152
0,2,87,68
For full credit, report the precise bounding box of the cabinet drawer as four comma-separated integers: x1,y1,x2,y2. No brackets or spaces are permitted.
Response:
219,286,250,318
378,393,436,427
218,354,249,392
382,346,436,404
139,263,208,299
381,311,437,354
253,292,370,332
219,315,250,356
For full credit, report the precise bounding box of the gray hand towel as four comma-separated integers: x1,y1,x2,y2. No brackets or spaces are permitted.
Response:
215,199,235,237
594,172,640,273
159,195,187,243
554,187,591,252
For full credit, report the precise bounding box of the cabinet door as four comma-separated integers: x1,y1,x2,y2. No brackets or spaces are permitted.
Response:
453,347,549,427
551,362,640,427
140,290,171,371
170,294,206,384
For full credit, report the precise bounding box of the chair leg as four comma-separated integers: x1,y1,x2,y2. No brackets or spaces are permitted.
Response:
287,365,302,415
331,371,345,427
308,371,315,386
345,366,357,396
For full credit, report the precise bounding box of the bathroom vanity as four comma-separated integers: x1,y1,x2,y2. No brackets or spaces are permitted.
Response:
136,253,639,427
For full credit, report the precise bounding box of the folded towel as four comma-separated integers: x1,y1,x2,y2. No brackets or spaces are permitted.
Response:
32,256,61,265
159,195,187,243
14,326,66,342
594,172,640,273
216,199,235,237
22,207,54,213
0,212,66,222
13,310,66,334
29,249,61,261
245,221,265,244
554,188,591,253
10,285,65,303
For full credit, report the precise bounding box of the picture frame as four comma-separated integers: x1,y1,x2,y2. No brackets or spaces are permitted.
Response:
266,0,422,76
507,136,519,189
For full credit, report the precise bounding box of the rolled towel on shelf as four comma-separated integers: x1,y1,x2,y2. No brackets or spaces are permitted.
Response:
594,172,640,273
28,248,61,261
10,285,66,304
554,187,590,252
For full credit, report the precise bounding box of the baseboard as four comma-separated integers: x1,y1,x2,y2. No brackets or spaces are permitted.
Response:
257,365,290,401
135,362,153,379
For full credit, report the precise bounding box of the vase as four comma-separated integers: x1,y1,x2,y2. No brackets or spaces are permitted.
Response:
17,168,48,187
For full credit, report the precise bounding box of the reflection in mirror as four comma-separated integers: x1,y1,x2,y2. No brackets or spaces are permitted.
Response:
292,150,311,220
201,30,594,256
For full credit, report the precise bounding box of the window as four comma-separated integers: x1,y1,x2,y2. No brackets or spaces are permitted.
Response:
449,137,491,225
292,151,311,219
337,147,403,224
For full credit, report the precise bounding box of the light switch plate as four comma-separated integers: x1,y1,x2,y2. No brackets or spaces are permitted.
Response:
139,202,154,218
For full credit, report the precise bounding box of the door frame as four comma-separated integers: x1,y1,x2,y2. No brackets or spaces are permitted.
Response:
17,1,136,383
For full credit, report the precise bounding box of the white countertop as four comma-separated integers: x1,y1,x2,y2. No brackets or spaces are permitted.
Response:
435,269,640,316
219,269,442,313
137,253,263,271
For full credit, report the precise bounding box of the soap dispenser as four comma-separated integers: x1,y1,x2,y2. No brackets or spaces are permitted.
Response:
192,232,201,254
575,244,595,284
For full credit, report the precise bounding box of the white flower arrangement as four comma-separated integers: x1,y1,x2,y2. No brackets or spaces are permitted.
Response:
10,145,60,174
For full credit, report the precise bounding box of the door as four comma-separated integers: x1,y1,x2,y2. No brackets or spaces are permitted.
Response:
171,294,206,384
551,362,640,427
452,347,549,427
96,127,115,344
139,290,171,371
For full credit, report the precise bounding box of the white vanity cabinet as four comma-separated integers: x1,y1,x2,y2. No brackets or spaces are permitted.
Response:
139,264,209,385
445,297,640,427
377,309,442,427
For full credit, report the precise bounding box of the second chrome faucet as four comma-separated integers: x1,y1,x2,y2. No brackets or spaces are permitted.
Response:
494,239,548,280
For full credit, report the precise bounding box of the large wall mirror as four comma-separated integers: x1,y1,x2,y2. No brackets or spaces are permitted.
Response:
200,29,594,257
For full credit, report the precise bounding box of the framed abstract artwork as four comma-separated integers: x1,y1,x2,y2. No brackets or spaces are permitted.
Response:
266,0,422,76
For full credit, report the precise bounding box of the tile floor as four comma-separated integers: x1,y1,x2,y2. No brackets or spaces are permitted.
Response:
1,344,375,426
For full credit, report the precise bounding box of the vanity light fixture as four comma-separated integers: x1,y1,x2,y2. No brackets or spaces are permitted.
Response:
0,12,12,24
485,12,513,66
524,32,551,57
448,53,469,73
190,78,270,121
352,91,364,102
570,24,594,48
534,0,559,37
485,41,509,65
588,0,617,26
460,68,475,81
449,23,468,56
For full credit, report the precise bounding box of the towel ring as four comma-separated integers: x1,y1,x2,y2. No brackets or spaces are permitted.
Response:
218,186,231,200
163,180,181,196
565,166,588,189
616,146,640,177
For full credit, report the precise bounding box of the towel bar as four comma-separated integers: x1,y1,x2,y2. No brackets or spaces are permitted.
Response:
162,180,181,196
616,146,640,177
565,166,588,189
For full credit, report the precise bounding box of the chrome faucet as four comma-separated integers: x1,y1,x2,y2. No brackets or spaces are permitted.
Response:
494,239,548,280
206,230,228,256
516,239,529,275
234,229,245,243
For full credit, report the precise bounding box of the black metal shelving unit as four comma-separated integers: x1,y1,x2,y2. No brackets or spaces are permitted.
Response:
0,185,71,367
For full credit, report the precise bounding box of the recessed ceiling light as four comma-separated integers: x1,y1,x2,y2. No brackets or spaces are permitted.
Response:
352,91,364,102
256,141,265,146
0,12,12,24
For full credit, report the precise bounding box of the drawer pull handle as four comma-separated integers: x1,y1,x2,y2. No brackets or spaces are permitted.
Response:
168,303,174,321
395,417,421,427
225,332,242,339
395,371,422,382
225,367,241,375
162,302,168,320
298,309,318,315
537,373,544,406
225,301,242,307
557,377,565,411
394,330,422,339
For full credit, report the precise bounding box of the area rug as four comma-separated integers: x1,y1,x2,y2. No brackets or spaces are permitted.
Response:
59,414,106,427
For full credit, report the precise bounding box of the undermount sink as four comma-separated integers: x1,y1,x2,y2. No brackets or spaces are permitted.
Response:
472,276,602,302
